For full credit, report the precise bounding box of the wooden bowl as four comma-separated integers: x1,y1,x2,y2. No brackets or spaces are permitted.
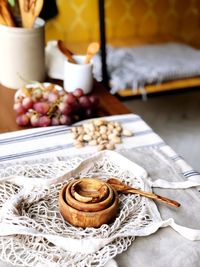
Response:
71,178,109,202
59,178,119,228
65,178,114,212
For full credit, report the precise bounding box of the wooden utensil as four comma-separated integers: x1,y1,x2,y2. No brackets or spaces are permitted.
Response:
0,13,6,25
65,178,114,212
0,0,15,26
107,178,181,208
59,179,119,228
71,178,109,203
19,0,44,28
83,42,100,64
57,40,77,64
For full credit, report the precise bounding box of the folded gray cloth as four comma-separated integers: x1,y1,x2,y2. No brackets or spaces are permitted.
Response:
93,43,200,94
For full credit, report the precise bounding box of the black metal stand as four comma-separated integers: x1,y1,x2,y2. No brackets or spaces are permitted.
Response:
98,0,109,88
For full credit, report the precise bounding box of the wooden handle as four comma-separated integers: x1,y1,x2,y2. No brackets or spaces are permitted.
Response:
83,42,100,64
33,0,44,19
57,40,77,64
124,188,180,208
107,178,181,208
0,1,15,27
19,0,33,28
83,53,94,65
0,14,7,25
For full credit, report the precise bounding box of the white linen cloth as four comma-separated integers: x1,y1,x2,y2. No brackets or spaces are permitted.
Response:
0,114,200,267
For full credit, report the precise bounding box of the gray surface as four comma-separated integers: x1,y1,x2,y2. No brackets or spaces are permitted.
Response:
116,148,200,267
124,89,200,171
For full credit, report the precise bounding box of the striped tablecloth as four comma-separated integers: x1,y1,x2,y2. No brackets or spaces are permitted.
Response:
0,113,200,267
0,114,199,180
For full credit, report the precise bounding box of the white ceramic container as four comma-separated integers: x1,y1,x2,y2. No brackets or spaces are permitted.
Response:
64,55,93,94
0,18,46,89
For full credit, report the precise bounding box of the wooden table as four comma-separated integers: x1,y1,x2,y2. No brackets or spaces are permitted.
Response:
0,81,130,133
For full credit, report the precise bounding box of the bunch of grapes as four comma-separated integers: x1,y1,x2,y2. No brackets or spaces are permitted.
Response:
14,84,100,127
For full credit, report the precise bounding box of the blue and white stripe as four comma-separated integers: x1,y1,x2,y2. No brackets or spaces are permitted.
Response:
0,114,199,180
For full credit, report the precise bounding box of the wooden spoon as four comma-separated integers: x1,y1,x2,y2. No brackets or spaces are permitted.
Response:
83,42,100,64
19,0,44,28
0,1,15,27
57,40,77,64
0,13,7,25
107,178,181,208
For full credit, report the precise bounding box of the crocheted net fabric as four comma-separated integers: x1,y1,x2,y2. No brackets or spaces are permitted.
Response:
0,151,165,267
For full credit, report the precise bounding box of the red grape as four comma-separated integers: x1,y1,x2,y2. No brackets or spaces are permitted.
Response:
14,83,101,128
48,92,58,103
16,114,29,126
79,96,91,108
70,99,81,113
59,114,72,125
89,95,100,107
58,102,72,115
22,97,33,110
42,91,49,100
33,102,50,114
13,103,26,115
51,116,60,126
38,116,51,127
73,88,84,98
65,93,77,105
30,114,39,127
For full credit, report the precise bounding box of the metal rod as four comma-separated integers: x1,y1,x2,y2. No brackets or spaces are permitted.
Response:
98,0,109,88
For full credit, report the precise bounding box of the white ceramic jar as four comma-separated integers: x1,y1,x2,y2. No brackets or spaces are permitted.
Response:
64,55,93,94
0,18,45,89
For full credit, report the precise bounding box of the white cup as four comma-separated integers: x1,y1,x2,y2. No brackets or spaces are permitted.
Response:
64,55,93,94
0,18,45,89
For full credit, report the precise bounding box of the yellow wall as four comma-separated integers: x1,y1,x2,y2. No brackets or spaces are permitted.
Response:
45,0,200,51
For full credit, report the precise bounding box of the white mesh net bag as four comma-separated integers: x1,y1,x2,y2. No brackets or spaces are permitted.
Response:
0,150,200,267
